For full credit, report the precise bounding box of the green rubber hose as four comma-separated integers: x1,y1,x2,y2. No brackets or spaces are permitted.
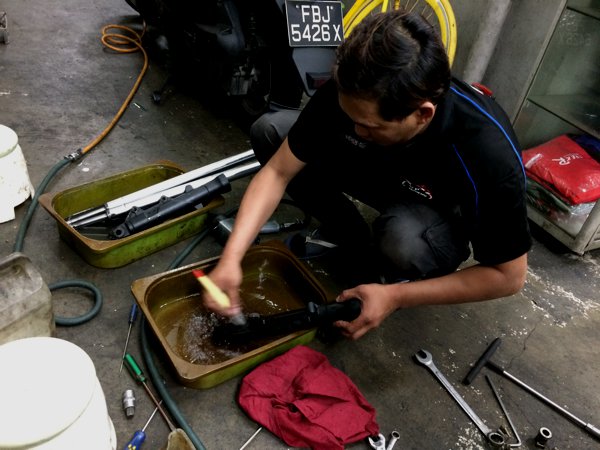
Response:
13,157,71,253
49,280,103,326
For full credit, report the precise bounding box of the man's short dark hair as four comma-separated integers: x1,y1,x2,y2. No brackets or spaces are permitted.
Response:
333,10,451,120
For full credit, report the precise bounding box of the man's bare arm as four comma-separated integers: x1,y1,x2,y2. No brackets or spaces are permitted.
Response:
219,139,304,265
203,139,305,314
336,253,528,339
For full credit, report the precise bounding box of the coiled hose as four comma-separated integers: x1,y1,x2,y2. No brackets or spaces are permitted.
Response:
50,280,104,326
9,20,209,449
12,18,310,448
12,23,148,326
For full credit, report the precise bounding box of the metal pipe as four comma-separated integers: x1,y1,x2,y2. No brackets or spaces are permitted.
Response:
467,339,600,441
487,360,600,440
462,0,512,84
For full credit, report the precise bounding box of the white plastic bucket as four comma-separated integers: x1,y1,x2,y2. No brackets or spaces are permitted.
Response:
0,124,34,223
0,337,117,450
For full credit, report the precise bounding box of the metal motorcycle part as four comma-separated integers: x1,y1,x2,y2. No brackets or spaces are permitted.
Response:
211,298,362,345
535,427,552,448
414,349,505,448
66,150,257,227
109,173,232,238
486,374,522,447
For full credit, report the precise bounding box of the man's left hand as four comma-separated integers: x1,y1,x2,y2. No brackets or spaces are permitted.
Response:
334,283,399,340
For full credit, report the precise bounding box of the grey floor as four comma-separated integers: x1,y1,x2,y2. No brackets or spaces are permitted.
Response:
1,1,599,449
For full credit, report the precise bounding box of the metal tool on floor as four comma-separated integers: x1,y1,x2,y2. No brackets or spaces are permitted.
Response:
239,426,262,450
485,375,521,448
124,402,161,449
414,349,506,448
368,430,400,450
122,389,136,418
124,353,177,432
120,303,138,373
463,338,600,441
123,355,195,448
535,427,553,448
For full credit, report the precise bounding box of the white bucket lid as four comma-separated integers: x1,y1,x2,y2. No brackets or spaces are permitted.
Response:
0,337,97,447
0,124,18,158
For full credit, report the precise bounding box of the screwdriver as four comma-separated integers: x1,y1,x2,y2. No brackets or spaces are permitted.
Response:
124,402,161,450
124,353,176,432
120,303,139,373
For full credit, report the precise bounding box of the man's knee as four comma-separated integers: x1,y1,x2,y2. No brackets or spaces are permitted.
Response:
372,203,470,281
250,109,300,165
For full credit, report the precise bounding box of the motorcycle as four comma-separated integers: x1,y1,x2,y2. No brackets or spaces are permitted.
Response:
124,0,344,121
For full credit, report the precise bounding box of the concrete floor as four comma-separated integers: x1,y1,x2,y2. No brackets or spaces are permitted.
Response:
1,1,599,449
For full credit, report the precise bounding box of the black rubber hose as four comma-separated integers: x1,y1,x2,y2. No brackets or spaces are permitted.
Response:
140,317,207,450
168,206,240,270
167,225,214,270
13,157,71,253
136,217,219,450
11,156,103,328
49,279,103,326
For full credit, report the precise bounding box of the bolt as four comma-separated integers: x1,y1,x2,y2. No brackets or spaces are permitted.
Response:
122,389,136,418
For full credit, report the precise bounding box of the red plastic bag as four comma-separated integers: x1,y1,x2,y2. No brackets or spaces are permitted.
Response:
523,135,600,204
238,346,379,450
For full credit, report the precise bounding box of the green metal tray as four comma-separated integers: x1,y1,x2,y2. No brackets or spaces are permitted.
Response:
38,161,223,268
131,241,331,389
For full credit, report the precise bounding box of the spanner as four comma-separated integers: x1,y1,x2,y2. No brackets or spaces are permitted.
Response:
415,349,506,448
368,431,400,450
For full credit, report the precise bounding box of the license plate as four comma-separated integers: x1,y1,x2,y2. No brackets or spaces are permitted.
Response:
285,0,344,47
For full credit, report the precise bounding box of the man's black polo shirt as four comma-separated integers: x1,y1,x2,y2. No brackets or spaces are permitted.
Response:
287,78,532,266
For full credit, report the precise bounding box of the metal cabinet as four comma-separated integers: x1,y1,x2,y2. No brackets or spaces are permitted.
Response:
513,0,600,254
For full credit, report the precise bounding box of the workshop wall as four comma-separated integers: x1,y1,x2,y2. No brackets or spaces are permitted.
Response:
446,0,489,77
482,0,566,119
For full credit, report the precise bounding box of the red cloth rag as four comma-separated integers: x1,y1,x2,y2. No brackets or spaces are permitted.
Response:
238,345,379,450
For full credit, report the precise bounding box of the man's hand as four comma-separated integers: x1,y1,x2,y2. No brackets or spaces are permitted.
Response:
201,260,244,319
334,283,399,340
332,253,528,340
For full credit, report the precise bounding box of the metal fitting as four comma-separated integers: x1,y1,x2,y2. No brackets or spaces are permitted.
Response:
212,215,235,246
535,427,552,448
122,389,136,418
65,148,83,161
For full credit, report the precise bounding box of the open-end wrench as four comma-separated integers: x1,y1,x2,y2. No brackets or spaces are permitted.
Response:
415,349,506,448
368,431,400,450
